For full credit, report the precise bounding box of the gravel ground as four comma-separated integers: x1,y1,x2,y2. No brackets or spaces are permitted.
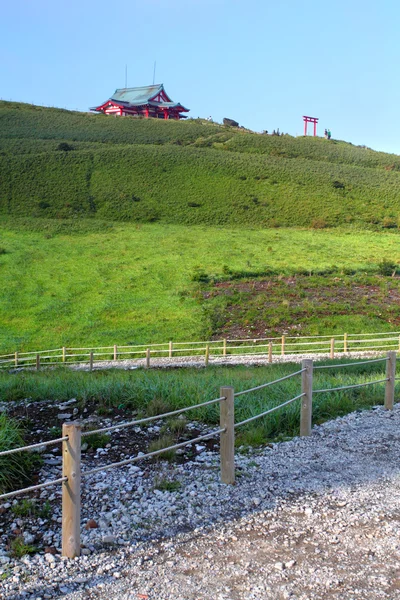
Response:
2,401,400,599
70,350,388,371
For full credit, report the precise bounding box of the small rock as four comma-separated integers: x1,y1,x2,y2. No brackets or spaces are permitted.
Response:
85,519,99,530
45,553,56,564
102,535,116,544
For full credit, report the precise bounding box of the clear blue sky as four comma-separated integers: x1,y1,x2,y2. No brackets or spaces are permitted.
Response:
1,0,399,153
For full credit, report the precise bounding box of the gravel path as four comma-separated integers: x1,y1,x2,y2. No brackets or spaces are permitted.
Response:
70,350,387,371
2,402,400,599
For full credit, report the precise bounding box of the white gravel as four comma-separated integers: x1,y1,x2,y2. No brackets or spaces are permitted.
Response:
2,401,400,599
70,350,389,371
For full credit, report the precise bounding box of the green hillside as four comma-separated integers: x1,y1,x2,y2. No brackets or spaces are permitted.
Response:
1,101,400,229
1,101,400,353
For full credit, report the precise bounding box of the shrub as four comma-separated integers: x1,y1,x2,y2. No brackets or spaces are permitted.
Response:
191,268,210,283
0,247,7,255
311,218,328,229
38,201,50,209
378,259,397,276
382,217,397,229
332,180,345,189
56,142,74,152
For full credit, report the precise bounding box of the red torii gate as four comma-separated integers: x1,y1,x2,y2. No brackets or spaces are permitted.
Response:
303,115,318,136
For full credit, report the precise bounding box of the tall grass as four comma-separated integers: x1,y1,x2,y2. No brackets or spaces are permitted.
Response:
0,414,40,493
0,361,392,444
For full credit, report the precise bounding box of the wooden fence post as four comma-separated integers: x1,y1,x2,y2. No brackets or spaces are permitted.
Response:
169,341,173,358
146,348,150,368
330,338,335,359
223,338,227,357
62,422,81,558
385,351,396,410
220,386,235,484
300,359,313,436
62,347,66,363
114,345,118,361
89,352,93,372
343,333,348,353
36,354,40,371
15,352,18,367
268,341,272,363
281,335,285,356
205,344,210,367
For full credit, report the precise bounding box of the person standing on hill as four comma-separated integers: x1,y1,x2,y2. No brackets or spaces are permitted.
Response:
327,129,331,140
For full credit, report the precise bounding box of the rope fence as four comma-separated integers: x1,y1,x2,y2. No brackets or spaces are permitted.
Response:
0,351,397,559
81,396,226,438
1,330,400,371
82,429,225,478
0,478,68,501
0,436,68,457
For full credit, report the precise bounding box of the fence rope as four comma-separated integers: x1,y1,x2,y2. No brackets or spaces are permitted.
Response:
81,396,226,438
314,357,388,370
314,378,389,395
0,436,68,457
234,393,306,429
234,368,306,397
82,428,225,478
0,477,68,501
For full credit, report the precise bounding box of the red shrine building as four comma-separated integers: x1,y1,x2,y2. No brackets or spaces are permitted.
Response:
90,84,189,119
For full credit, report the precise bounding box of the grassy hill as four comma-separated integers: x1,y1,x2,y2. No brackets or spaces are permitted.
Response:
1,101,400,353
2,101,400,229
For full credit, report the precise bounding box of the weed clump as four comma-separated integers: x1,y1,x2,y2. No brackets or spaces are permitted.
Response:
154,477,181,492
148,435,176,461
9,536,37,558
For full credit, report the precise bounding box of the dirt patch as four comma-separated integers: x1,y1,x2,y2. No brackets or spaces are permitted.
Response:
202,274,400,339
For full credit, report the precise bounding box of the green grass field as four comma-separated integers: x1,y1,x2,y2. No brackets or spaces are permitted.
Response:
1,219,400,352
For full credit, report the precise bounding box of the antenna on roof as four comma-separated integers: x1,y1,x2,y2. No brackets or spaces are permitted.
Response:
153,61,156,85
125,65,127,89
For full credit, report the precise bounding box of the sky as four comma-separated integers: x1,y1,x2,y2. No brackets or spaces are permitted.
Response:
1,0,400,154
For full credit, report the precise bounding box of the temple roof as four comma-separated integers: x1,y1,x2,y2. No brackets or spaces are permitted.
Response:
91,84,189,112
111,84,167,105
